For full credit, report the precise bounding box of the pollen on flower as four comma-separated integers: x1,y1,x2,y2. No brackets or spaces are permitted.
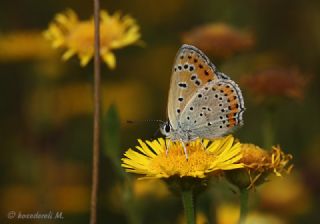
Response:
240,144,271,172
121,135,244,179
150,142,212,177
44,9,142,68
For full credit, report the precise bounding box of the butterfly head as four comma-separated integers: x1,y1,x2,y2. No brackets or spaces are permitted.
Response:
160,121,173,137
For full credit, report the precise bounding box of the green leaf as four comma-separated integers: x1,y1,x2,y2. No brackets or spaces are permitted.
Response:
103,104,121,170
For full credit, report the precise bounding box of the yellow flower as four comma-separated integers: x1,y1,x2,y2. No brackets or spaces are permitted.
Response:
121,135,243,179
26,82,152,125
241,144,293,177
178,211,208,224
132,179,170,198
0,31,56,61
216,203,285,224
259,174,311,216
44,9,141,68
226,144,293,189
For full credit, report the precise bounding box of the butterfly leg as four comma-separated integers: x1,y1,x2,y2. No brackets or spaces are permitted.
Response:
165,139,171,156
181,141,189,160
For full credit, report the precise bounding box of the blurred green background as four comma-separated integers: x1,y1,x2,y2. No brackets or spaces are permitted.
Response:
1,0,320,223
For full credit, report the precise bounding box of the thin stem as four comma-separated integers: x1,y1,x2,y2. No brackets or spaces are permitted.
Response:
238,188,249,224
181,190,195,224
90,0,101,223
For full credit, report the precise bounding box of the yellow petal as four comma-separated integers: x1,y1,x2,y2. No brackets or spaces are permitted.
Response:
100,10,111,21
79,53,93,66
62,49,76,60
55,9,77,28
146,140,163,155
102,51,116,69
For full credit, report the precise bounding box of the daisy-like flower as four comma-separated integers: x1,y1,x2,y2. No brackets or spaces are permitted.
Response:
122,135,243,179
182,23,255,59
44,9,141,68
226,144,293,189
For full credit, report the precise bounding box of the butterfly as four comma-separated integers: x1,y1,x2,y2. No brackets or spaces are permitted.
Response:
160,44,245,155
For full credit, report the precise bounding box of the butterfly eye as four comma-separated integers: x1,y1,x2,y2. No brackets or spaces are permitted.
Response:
160,122,172,136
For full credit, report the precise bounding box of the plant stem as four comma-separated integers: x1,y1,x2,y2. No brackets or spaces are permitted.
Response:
238,188,249,224
90,0,101,223
182,190,195,224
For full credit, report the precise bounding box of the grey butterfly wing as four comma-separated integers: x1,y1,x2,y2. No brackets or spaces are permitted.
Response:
179,78,245,139
167,44,226,130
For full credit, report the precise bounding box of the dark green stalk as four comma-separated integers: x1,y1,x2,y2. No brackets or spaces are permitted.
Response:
238,188,249,224
182,190,195,224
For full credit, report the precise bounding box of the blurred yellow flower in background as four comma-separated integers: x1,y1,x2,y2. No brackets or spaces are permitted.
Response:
122,135,243,179
2,186,88,216
1,158,90,214
26,81,152,126
182,23,255,59
0,31,56,62
1,185,38,212
216,203,285,224
226,144,293,189
177,211,208,224
44,9,141,68
259,174,311,216
133,179,169,198
107,180,170,215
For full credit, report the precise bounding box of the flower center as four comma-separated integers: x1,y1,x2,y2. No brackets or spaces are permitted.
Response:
149,142,214,177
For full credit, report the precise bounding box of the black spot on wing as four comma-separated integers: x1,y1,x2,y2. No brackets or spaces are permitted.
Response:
178,82,187,88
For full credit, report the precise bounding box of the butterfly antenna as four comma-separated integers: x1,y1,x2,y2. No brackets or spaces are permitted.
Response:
126,119,165,141
126,119,165,125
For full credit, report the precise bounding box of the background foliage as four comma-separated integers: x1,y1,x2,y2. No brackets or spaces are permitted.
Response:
0,0,319,223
